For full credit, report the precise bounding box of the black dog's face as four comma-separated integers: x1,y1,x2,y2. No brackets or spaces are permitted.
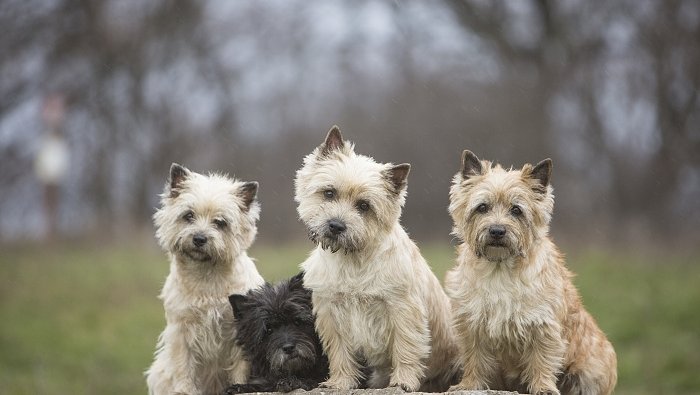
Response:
230,273,322,376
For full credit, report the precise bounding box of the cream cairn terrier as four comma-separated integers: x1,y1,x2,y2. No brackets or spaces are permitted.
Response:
445,150,617,395
296,126,459,392
146,164,264,395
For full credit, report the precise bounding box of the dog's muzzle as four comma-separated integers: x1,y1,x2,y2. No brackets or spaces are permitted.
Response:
327,219,346,235
307,219,357,254
269,342,316,374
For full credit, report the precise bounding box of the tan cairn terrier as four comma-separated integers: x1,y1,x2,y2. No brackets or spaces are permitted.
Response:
445,150,617,395
146,163,265,395
296,126,459,392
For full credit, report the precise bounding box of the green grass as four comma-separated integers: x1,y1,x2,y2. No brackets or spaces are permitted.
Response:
0,242,698,394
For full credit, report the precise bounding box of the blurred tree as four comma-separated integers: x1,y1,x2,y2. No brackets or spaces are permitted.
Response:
444,0,700,240
0,0,243,236
0,0,697,245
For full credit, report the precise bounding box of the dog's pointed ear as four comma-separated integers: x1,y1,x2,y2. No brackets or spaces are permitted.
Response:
460,150,482,179
167,163,191,198
386,163,410,193
527,158,553,191
320,125,344,156
238,181,258,209
228,294,247,319
289,272,305,290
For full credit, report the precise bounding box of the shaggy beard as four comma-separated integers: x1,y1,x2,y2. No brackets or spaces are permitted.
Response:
268,342,317,375
473,231,524,262
172,235,224,263
307,228,358,255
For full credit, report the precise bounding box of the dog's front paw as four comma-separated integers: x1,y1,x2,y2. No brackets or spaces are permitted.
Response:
530,380,560,395
275,377,304,392
298,379,320,391
224,384,245,395
534,390,560,395
389,383,414,392
448,381,487,392
389,370,420,392
319,376,357,390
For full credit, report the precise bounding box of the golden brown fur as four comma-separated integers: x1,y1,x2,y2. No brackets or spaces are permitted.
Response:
296,126,460,392
145,164,265,395
445,150,617,395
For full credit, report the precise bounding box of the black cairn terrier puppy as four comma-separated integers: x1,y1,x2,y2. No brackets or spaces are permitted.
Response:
224,272,328,394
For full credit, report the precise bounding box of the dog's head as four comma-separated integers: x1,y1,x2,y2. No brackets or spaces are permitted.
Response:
229,272,323,376
294,126,410,254
449,150,554,263
153,163,259,266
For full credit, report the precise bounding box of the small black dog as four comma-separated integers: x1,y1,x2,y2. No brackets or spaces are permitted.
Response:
225,272,329,394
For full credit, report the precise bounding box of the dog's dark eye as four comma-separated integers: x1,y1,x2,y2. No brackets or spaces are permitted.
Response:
356,200,370,212
510,206,523,216
293,318,303,326
323,189,335,200
182,211,195,222
265,326,273,335
476,203,489,213
214,219,228,229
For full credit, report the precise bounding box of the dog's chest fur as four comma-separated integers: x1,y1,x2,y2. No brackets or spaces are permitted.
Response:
157,257,262,391
448,252,565,345
332,290,391,361
447,256,567,386
169,295,234,358
303,249,406,365
161,277,236,375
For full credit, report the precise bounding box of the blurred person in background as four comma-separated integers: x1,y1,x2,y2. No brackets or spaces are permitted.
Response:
34,94,68,241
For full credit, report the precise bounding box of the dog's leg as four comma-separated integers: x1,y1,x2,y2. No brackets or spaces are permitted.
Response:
171,321,216,395
521,325,565,395
225,381,269,394
274,376,314,392
367,366,390,389
298,377,323,391
449,322,496,391
170,348,199,395
387,296,430,392
226,356,250,386
315,306,361,390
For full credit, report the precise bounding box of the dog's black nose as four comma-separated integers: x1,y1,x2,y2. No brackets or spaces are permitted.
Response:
328,219,346,235
282,343,295,354
193,234,208,247
489,225,506,239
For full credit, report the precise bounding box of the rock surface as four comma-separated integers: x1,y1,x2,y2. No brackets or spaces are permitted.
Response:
239,389,520,395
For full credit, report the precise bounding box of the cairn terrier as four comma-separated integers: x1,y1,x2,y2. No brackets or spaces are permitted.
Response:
145,163,265,395
445,150,617,395
225,272,329,394
295,126,460,392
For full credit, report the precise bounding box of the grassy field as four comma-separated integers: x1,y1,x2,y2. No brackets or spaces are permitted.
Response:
0,242,698,394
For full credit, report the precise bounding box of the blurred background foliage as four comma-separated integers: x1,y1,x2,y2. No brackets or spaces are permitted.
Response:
1,0,698,245
0,0,699,394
